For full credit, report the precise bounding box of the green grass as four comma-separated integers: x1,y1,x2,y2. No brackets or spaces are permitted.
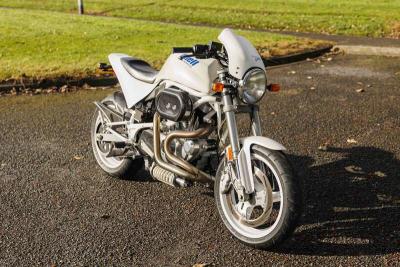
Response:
1,0,399,37
0,8,326,81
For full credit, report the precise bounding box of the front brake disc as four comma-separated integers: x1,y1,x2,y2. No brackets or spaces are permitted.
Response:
227,166,273,227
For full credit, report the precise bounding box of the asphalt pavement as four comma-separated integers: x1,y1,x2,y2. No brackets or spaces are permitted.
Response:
0,54,399,266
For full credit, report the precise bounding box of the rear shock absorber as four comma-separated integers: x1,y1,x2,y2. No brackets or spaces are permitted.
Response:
150,165,190,187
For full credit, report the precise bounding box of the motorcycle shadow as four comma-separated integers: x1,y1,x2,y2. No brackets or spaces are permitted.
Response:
280,146,400,256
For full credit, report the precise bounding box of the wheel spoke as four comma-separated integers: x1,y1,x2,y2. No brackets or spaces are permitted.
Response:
272,191,281,203
236,201,254,220
254,190,267,208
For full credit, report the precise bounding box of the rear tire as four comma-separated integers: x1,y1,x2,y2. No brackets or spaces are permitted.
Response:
214,146,302,249
91,108,143,180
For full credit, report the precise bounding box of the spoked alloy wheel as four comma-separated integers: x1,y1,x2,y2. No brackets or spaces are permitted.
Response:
91,103,143,179
93,114,124,169
215,146,302,249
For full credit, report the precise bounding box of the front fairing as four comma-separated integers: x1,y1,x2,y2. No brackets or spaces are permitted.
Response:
218,29,266,80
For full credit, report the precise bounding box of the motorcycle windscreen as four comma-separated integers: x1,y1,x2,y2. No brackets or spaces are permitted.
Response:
218,29,266,79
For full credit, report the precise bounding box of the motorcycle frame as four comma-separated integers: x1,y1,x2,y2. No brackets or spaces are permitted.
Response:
94,82,286,195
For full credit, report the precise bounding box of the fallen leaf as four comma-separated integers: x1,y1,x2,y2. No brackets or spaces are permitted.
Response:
307,76,313,80
326,57,333,61
347,138,358,144
352,177,366,182
345,165,364,174
310,86,316,90
357,82,363,85
374,171,387,178
288,70,296,74
34,89,42,95
60,85,68,93
377,194,392,202
73,155,84,160
193,264,209,267
318,144,329,151
356,88,365,93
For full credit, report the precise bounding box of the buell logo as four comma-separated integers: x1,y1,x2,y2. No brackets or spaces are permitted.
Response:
252,55,262,62
182,56,199,67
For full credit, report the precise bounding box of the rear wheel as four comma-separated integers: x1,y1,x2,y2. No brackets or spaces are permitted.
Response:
91,105,143,179
215,146,302,249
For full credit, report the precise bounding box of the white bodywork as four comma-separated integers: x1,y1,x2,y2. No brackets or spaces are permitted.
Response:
109,53,155,108
238,136,286,194
157,54,220,95
218,29,265,79
109,28,264,107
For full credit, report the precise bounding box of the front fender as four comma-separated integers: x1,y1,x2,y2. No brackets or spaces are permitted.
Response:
237,136,286,194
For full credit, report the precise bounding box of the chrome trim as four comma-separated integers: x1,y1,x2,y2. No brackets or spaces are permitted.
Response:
163,125,213,183
152,113,213,183
222,92,240,158
238,68,267,104
251,106,262,136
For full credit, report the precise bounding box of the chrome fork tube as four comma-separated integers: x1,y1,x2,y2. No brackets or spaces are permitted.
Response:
251,106,262,136
222,92,240,158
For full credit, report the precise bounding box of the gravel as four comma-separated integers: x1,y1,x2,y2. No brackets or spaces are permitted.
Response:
0,55,399,266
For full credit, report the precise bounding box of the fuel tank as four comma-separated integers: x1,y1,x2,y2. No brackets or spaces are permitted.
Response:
157,54,221,95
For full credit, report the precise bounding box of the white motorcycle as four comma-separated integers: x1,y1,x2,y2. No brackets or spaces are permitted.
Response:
91,28,302,248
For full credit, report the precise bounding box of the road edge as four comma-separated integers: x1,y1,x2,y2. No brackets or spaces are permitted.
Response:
0,45,333,93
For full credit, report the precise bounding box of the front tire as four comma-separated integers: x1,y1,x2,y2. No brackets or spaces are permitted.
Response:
214,146,302,249
91,108,143,179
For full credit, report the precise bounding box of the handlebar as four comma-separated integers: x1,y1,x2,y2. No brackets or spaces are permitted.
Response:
172,42,225,60
172,47,193,53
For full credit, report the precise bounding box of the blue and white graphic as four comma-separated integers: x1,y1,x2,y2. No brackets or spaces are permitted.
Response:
182,56,199,67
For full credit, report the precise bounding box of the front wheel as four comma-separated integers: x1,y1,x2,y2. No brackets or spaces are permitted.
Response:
214,146,302,249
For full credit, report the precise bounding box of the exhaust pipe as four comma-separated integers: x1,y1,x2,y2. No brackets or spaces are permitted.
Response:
152,113,213,183
163,125,213,182
153,113,195,180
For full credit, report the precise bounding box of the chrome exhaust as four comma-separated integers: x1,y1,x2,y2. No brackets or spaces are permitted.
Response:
163,125,213,183
152,113,213,183
150,164,190,187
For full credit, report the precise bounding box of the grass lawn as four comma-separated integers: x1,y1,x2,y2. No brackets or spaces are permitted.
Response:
0,8,327,81
0,0,399,38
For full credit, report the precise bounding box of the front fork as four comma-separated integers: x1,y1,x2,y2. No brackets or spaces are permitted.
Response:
222,89,262,197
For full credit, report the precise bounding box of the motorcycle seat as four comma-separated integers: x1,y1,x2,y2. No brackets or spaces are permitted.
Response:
120,57,158,84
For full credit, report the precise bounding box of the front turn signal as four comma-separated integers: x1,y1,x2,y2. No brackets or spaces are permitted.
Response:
212,82,224,92
267,83,280,92
226,145,233,161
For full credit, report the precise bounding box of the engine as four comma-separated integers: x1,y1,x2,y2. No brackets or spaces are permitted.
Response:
151,86,218,175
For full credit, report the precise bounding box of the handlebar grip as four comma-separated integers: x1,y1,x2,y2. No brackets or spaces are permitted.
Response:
193,44,209,55
172,47,193,53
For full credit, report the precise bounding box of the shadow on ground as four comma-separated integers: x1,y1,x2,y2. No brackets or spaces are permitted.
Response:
280,146,400,256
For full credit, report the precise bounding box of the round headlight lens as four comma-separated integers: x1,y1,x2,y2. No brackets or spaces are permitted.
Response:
239,69,267,104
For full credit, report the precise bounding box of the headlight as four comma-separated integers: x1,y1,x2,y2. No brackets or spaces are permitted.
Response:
238,68,267,104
